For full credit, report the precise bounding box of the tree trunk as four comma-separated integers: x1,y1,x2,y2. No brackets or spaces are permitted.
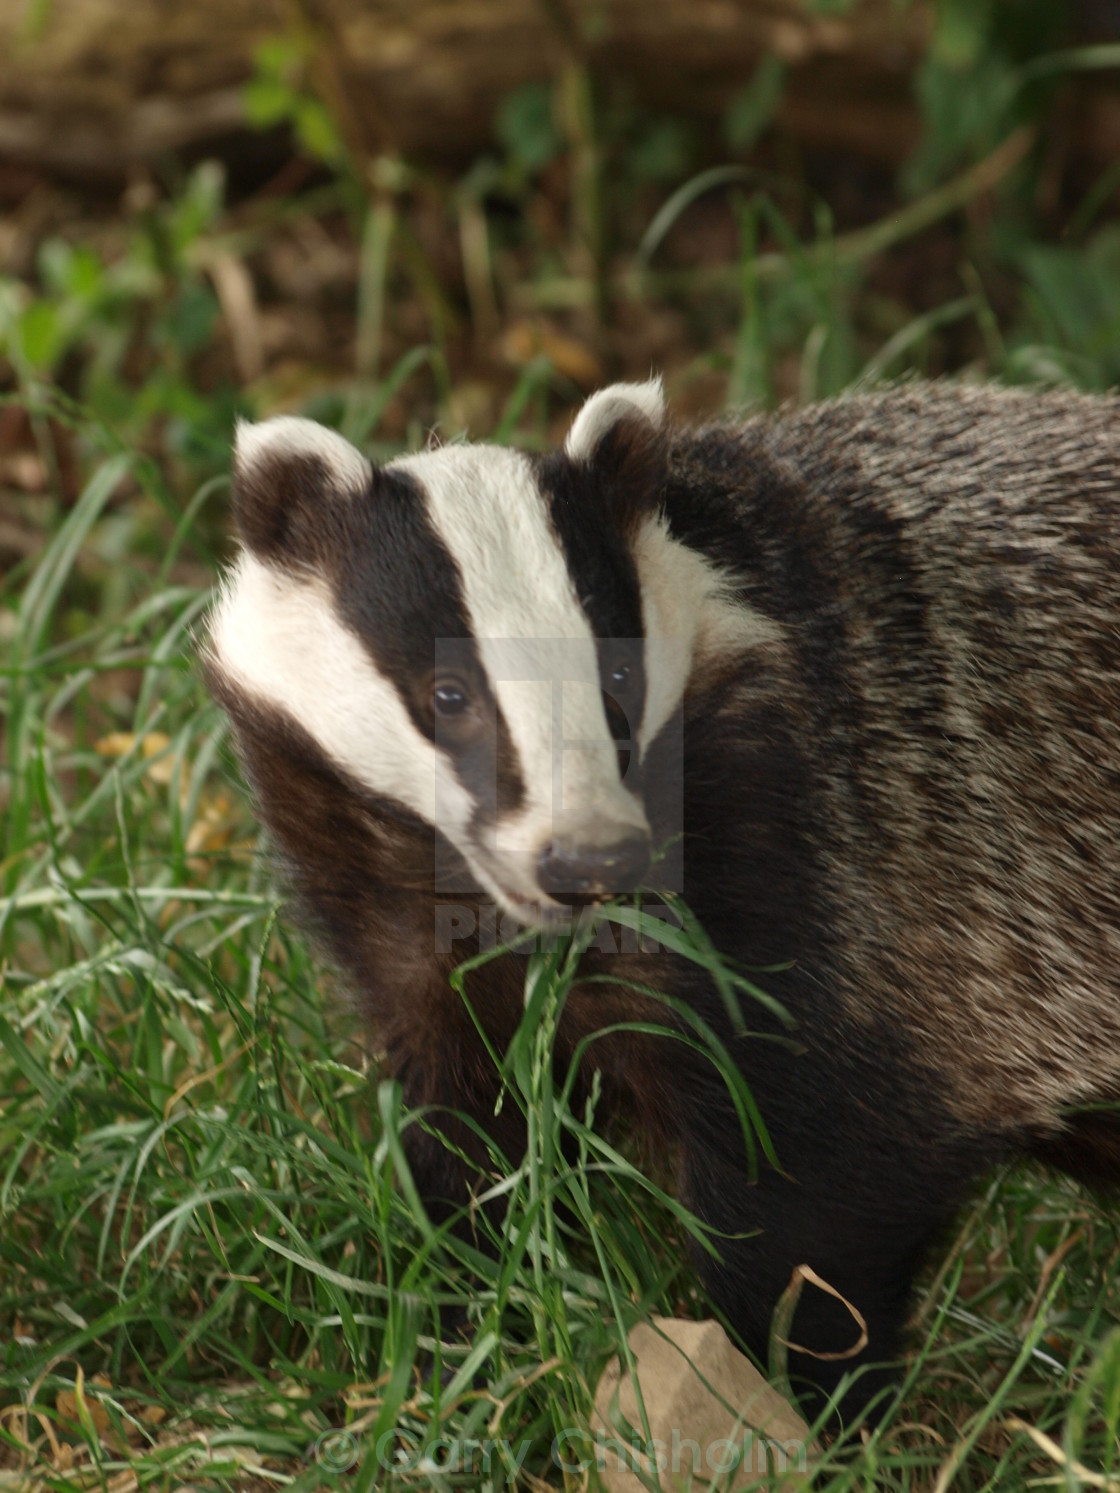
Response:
0,0,931,179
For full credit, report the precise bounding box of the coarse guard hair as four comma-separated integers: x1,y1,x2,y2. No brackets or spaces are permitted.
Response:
205,379,1120,1422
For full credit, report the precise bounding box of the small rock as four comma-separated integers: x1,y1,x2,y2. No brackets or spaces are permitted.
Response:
592,1316,814,1491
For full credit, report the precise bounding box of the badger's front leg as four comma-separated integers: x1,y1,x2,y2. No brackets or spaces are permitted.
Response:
675,1032,996,1422
392,1069,523,1233
382,971,529,1239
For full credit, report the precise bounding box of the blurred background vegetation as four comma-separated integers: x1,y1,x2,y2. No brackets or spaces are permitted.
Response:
3,0,1120,1488
2,0,1120,491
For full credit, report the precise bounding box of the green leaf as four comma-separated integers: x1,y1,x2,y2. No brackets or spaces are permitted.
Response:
169,162,225,254
17,299,62,370
243,76,296,129
495,82,561,174
932,0,993,68
724,56,786,152
294,97,345,165
160,281,219,357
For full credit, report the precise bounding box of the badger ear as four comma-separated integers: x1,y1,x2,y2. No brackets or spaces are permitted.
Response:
564,379,668,530
232,416,372,565
564,379,666,464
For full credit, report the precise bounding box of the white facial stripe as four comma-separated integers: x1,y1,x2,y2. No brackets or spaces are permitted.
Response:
235,415,372,496
391,445,636,844
633,515,785,745
391,445,590,642
207,553,473,833
565,378,666,462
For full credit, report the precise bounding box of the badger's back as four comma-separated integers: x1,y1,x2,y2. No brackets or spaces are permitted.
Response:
662,384,1120,1137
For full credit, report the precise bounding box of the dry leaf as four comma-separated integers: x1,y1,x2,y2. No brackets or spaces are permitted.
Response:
96,731,175,785
500,319,604,386
56,1371,112,1437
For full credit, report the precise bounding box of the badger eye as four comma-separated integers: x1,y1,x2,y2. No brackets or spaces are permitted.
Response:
608,661,632,693
433,679,469,717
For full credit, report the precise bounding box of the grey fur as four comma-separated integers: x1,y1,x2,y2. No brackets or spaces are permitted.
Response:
205,378,1120,1414
722,383,1120,1131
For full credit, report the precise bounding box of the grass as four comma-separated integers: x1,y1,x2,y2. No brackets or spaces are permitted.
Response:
4,1,1120,1485
4,491,1120,1490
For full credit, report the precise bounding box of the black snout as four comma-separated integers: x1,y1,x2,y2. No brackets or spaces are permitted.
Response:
537,832,652,901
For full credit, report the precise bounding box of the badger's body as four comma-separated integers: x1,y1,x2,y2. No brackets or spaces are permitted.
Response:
205,380,1120,1415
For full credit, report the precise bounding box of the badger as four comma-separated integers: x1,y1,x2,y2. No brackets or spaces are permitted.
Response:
204,378,1120,1418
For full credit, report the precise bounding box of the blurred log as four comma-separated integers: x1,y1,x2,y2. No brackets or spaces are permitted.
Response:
0,0,932,180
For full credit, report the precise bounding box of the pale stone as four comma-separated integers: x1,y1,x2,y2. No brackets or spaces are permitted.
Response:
591,1316,814,1491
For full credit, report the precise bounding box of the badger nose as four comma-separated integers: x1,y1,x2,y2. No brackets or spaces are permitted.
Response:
537,832,651,900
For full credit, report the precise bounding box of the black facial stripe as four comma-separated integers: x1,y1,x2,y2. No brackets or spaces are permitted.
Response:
535,450,649,741
536,451,647,639
328,466,472,685
325,464,525,817
450,723,525,821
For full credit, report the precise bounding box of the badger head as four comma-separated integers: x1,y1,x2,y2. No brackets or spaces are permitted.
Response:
205,381,733,926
